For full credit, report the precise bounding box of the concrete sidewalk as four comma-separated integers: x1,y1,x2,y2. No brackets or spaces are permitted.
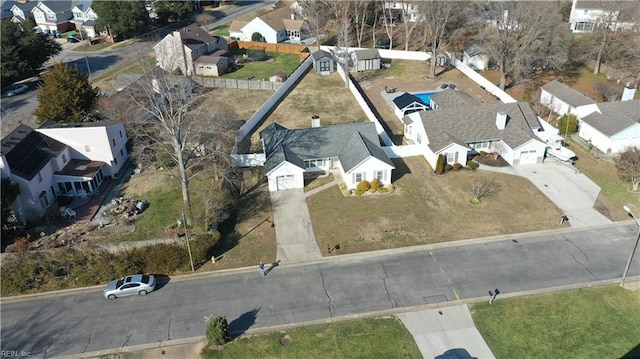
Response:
398,305,495,359
480,160,612,228
270,189,322,263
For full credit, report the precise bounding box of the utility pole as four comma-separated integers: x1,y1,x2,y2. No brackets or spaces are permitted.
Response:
179,212,195,272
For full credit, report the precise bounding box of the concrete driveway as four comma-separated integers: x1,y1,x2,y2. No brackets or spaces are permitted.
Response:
481,160,612,228
398,305,495,359
270,189,322,263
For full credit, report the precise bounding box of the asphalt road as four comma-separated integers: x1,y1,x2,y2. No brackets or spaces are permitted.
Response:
2,223,638,358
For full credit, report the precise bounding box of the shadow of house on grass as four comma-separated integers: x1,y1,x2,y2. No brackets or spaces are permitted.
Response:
391,157,411,182
229,307,260,339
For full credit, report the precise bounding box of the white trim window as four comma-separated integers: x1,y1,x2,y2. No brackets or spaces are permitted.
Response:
46,11,56,21
304,158,325,168
39,192,49,209
354,172,364,183
416,133,422,144
374,170,385,181
445,152,455,164
37,172,43,183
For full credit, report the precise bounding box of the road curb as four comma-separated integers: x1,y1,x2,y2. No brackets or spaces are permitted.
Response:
54,277,639,359
3,221,636,303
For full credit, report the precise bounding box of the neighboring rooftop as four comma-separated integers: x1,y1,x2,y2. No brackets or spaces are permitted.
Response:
430,89,481,109
541,80,597,107
580,99,640,136
1,124,67,180
417,102,542,152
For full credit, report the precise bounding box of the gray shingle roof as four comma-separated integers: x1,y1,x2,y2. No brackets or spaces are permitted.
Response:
580,100,640,136
353,49,380,61
430,89,480,109
418,102,542,152
260,122,394,173
541,80,596,107
311,50,332,60
464,44,483,57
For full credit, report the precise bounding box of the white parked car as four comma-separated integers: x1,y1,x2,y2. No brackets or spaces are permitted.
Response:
103,274,156,299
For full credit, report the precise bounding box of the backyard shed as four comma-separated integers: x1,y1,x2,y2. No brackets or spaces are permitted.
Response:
540,80,596,116
311,50,334,74
462,44,489,71
351,49,381,72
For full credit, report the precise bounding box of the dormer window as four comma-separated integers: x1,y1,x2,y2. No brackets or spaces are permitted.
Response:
46,11,55,21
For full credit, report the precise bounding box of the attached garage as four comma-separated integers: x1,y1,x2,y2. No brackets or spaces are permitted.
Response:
518,150,537,164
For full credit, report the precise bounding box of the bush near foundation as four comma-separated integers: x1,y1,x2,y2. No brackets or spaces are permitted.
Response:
355,180,371,196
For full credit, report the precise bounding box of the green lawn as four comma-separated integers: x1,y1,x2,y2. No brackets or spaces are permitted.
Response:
223,52,301,80
201,317,421,359
472,286,640,359
209,24,230,36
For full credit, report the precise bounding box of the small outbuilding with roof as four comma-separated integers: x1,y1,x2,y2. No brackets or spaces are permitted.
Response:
393,93,430,119
539,80,597,116
351,49,381,72
311,50,334,74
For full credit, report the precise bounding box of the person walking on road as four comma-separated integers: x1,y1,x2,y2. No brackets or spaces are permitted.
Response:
259,261,265,277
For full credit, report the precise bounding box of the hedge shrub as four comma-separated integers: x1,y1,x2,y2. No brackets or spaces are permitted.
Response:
479,151,488,156
355,180,371,196
453,163,463,170
206,315,229,346
435,154,445,174
370,178,381,192
467,160,479,170
444,163,453,172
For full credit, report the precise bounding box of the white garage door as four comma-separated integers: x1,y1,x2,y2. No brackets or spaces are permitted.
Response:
276,175,296,190
519,150,537,164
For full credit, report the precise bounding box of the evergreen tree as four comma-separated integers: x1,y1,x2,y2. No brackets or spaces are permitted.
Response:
435,154,445,174
155,1,196,23
92,1,149,39
557,114,578,136
33,63,99,124
1,19,61,84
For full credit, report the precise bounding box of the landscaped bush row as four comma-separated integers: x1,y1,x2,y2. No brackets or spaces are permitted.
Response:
0,233,219,297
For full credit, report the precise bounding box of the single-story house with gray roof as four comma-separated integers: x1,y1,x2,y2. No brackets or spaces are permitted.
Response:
393,93,429,119
429,89,480,110
402,102,546,168
539,80,597,116
351,49,381,72
577,99,640,154
260,122,395,191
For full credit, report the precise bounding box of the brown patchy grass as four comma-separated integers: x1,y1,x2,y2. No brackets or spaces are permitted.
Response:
570,139,639,221
307,156,565,255
248,71,369,150
194,87,274,121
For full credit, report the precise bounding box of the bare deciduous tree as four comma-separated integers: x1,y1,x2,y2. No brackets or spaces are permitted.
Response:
378,0,396,49
124,69,239,223
491,141,508,161
297,0,330,51
614,147,640,192
323,0,354,86
352,0,372,48
471,178,497,202
475,1,563,90
398,1,422,51
417,0,458,79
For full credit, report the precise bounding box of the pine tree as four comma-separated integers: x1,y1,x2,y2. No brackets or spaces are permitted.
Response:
33,63,99,124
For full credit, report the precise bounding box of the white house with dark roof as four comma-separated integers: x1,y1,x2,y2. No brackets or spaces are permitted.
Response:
539,80,598,117
569,0,639,33
71,0,98,37
393,93,429,120
154,24,229,76
402,102,546,168
10,0,37,22
260,122,395,191
577,99,640,154
0,121,128,222
228,5,307,43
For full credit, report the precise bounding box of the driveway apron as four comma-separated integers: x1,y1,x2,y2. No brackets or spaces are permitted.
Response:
480,161,612,227
270,189,322,263
397,305,495,359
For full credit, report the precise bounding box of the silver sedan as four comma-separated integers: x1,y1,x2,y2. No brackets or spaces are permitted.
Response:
103,274,156,299
5,84,29,97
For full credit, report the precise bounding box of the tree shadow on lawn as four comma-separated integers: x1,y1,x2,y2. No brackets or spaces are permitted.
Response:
216,177,271,255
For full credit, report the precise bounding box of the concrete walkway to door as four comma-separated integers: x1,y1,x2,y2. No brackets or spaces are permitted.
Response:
270,189,323,263
480,160,612,228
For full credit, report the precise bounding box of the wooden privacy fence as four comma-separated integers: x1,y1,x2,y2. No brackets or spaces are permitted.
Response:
229,40,310,61
191,76,282,90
